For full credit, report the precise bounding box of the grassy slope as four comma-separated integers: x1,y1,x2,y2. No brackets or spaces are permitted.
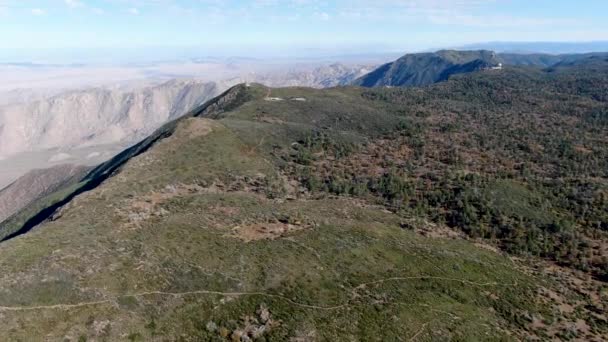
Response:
0,70,606,341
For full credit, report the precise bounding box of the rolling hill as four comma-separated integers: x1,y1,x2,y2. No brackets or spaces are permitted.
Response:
0,61,606,340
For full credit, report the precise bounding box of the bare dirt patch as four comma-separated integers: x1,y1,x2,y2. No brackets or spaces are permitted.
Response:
119,183,206,227
416,224,463,239
516,260,608,341
258,116,286,124
473,242,501,254
400,218,465,240
229,221,313,242
179,117,217,139
116,174,277,228
209,204,241,216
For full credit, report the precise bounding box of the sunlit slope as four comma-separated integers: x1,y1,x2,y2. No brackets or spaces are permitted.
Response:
0,85,539,340
0,65,606,340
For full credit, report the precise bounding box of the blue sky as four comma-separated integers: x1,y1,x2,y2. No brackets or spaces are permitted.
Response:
1,0,607,60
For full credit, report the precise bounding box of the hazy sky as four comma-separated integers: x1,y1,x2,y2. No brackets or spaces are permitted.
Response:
1,0,607,60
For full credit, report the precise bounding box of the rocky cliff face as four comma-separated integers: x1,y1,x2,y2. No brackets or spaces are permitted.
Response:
251,63,376,88
0,164,90,223
0,80,220,158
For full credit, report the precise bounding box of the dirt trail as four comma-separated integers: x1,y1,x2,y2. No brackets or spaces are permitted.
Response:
0,275,513,312
408,322,430,341
353,276,513,291
0,299,114,312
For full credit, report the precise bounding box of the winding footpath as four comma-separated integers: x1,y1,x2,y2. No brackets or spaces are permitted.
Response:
0,275,515,312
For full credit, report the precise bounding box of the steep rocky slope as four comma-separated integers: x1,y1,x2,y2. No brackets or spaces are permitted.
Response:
250,63,375,88
0,164,89,223
0,79,220,158
0,61,606,339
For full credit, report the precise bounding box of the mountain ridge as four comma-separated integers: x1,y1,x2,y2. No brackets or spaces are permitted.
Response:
0,62,377,189
353,49,608,88
353,50,502,87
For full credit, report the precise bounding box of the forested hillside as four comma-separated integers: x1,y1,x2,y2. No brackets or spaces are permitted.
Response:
292,62,608,280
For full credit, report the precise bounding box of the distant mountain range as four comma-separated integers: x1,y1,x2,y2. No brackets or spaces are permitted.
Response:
353,50,502,87
353,49,608,88
458,41,608,54
500,52,608,67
